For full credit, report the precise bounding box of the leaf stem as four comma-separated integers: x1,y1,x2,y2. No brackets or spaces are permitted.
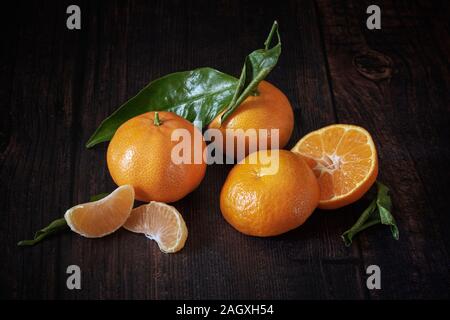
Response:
264,20,279,50
348,199,377,231
18,217,68,246
154,112,161,126
90,192,109,202
220,21,281,124
341,199,377,246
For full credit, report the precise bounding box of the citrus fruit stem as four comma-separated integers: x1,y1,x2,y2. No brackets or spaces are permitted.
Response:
154,112,161,126
264,20,278,50
17,217,68,246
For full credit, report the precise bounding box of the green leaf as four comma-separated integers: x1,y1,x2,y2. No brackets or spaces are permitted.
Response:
342,199,378,246
376,181,399,240
18,217,68,246
90,192,109,202
341,181,399,246
86,67,238,148
220,21,281,123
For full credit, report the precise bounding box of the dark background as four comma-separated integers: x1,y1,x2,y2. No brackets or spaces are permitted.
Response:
1,0,449,299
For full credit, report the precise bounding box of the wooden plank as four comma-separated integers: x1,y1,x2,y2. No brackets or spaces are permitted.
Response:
58,0,133,300
316,0,450,298
0,1,82,298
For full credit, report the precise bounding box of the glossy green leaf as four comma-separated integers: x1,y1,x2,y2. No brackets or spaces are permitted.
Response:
18,217,68,246
342,199,378,246
342,181,399,246
220,21,281,123
86,67,238,148
376,182,399,240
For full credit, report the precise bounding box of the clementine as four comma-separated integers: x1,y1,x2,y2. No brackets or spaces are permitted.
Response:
291,124,378,209
220,150,319,236
107,111,207,203
208,81,294,160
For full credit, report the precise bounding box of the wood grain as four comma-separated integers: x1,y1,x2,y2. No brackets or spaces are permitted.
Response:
0,0,449,299
316,0,450,298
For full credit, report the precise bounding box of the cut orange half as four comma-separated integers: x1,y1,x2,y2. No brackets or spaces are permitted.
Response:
123,202,188,253
291,124,378,209
65,185,135,237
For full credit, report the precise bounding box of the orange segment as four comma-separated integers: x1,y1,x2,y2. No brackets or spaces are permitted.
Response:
123,202,188,253
64,185,135,237
291,124,378,209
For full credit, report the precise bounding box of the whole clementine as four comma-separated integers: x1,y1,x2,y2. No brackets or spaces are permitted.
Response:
107,111,207,203
220,150,320,237
208,81,294,160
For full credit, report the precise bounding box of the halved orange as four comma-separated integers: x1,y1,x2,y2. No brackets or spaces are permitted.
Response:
291,124,378,209
65,185,135,237
123,202,188,253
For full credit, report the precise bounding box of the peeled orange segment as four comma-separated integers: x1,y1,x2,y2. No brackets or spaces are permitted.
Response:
123,202,188,253
291,124,378,209
64,185,135,238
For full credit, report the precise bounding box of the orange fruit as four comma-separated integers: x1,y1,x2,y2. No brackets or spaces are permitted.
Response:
65,185,135,238
107,111,207,203
124,202,188,253
208,81,294,160
291,124,378,209
220,150,320,236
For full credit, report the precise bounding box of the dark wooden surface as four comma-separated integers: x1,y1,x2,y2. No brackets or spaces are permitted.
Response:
1,0,449,299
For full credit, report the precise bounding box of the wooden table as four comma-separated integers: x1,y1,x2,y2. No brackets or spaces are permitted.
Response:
1,0,449,299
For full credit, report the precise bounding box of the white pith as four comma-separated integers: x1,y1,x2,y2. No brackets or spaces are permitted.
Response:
126,201,187,253
292,124,377,202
